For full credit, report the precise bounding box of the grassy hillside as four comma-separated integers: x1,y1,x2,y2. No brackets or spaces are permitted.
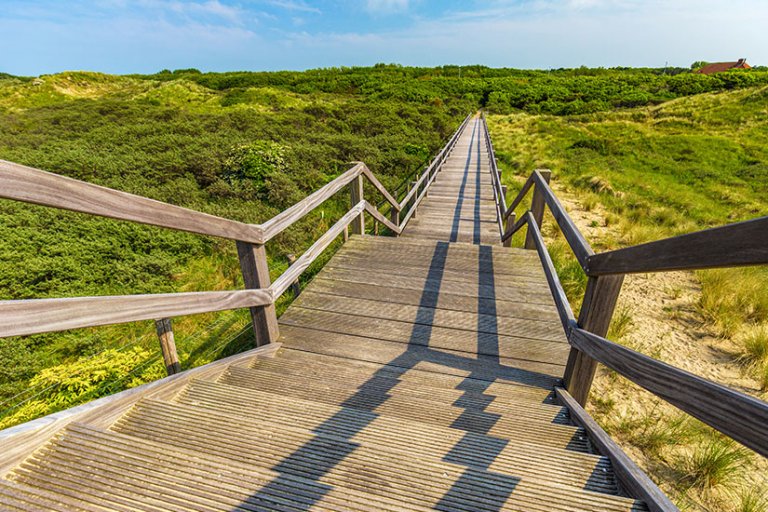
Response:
488,85,768,511
1,65,767,500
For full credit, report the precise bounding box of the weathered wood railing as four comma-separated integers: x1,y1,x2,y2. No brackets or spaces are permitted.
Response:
0,113,471,373
500,168,768,460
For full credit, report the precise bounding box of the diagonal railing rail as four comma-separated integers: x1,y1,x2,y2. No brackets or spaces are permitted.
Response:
0,114,471,347
493,162,768,459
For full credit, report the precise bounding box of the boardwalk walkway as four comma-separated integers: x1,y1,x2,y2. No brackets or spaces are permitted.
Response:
0,117,650,511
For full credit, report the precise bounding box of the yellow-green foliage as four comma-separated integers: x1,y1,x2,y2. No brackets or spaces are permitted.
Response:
0,347,163,430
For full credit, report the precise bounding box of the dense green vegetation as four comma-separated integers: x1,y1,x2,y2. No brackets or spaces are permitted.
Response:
1,64,767,458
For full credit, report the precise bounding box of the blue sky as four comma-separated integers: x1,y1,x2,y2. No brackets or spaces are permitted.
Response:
1,0,766,75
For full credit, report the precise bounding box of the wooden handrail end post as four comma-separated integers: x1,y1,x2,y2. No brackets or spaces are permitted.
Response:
564,274,624,405
524,170,551,250
236,241,279,347
155,318,181,376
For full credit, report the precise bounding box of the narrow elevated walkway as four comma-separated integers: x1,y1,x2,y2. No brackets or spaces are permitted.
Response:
403,117,500,244
0,117,650,511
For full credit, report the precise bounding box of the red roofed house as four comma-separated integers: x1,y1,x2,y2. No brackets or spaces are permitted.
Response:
696,58,751,74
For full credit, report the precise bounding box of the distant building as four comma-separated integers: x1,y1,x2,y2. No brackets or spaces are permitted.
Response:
696,58,751,74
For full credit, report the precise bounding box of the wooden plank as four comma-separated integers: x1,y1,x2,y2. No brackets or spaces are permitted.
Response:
271,202,366,297
349,174,365,235
586,216,768,275
525,170,551,250
503,173,534,219
279,325,564,388
324,256,545,286
279,307,569,366
570,327,768,458
564,275,624,405
360,165,400,212
556,388,678,512
236,241,279,346
316,266,557,305
0,289,272,338
292,291,567,341
524,212,576,333
532,171,594,266
0,342,282,474
308,278,559,320
259,162,363,242
0,159,264,243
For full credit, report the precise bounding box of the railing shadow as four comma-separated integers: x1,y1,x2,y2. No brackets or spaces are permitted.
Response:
230,237,588,510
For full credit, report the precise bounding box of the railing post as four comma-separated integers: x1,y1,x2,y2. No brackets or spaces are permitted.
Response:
503,212,516,248
524,170,551,250
236,241,279,347
389,206,400,233
564,274,624,405
411,181,418,218
155,318,181,375
286,253,301,298
349,174,365,235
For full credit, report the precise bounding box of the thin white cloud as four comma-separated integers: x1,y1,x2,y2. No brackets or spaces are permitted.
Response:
267,0,321,14
366,0,409,14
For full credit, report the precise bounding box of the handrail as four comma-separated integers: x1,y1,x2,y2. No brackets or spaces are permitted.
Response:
570,327,768,458
0,160,266,244
0,115,470,340
586,216,768,276
506,167,768,460
479,114,506,236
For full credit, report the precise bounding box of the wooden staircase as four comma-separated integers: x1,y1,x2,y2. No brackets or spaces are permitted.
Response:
0,238,645,511
2,114,767,511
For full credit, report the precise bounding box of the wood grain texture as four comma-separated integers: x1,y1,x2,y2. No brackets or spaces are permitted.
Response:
524,212,576,334
360,165,400,211
556,387,679,512
0,289,272,337
155,318,181,375
259,162,364,242
0,159,264,243
237,241,279,346
0,342,282,474
532,171,594,266
503,173,534,219
271,202,365,298
586,216,768,276
570,327,768,458
564,275,624,405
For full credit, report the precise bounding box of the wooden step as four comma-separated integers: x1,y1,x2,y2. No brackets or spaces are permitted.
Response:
176,379,586,450
273,348,558,401
14,424,440,512
109,400,645,510
219,365,570,425
278,310,567,376
277,325,564,386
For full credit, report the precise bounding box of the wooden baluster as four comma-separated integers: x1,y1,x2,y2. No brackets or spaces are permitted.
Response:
503,212,516,248
349,174,365,235
564,274,624,405
236,241,279,347
155,318,181,375
524,170,551,250
389,205,400,234
411,181,419,219
286,253,301,298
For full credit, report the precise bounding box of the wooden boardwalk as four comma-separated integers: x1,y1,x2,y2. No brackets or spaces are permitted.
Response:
0,116,657,511
403,117,499,244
